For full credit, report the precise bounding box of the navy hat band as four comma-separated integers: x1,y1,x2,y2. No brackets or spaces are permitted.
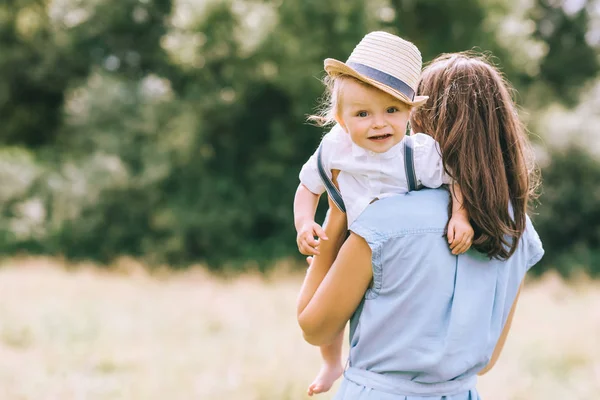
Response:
346,61,415,101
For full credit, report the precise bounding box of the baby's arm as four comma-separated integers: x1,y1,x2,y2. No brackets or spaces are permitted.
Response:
294,184,328,255
409,133,475,254
448,182,475,255
296,129,343,255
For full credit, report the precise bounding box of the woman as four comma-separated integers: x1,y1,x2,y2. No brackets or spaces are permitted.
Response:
297,53,544,399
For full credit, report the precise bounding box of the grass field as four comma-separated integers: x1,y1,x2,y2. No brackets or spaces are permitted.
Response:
0,257,598,400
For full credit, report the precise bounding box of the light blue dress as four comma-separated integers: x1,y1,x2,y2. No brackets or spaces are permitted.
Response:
333,188,544,400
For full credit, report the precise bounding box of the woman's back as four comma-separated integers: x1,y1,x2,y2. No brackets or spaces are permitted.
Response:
339,189,543,398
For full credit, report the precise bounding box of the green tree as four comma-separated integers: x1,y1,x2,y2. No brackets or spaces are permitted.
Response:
530,0,599,106
0,0,599,272
534,146,600,277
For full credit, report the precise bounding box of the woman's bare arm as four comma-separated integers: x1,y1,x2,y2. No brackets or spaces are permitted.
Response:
297,231,373,346
297,171,373,346
296,203,347,323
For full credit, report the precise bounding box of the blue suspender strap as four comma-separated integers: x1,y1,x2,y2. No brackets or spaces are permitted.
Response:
403,135,422,192
317,145,346,213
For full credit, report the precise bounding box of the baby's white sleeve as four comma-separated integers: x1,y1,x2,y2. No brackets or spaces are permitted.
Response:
298,130,339,195
411,133,453,188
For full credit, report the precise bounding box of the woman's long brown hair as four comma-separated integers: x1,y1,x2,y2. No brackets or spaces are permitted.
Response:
411,52,539,260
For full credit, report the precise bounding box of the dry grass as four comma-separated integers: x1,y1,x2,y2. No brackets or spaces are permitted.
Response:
0,257,598,399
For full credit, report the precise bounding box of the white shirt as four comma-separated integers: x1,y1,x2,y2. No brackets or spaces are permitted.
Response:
299,125,451,227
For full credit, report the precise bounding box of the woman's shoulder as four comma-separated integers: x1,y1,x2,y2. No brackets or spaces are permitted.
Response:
351,189,450,240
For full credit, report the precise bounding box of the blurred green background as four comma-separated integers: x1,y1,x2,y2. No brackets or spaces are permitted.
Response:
0,0,599,276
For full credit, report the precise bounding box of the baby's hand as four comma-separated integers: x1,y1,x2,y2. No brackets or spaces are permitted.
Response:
297,221,328,256
447,214,474,255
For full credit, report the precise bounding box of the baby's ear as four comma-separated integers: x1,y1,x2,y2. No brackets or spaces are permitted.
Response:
335,114,348,132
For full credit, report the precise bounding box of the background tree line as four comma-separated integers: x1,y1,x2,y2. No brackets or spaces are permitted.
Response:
0,0,599,276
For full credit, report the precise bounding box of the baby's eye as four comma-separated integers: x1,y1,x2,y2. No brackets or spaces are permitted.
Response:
387,107,399,113
357,111,368,117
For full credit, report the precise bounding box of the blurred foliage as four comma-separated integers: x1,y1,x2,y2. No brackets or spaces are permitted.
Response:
0,0,598,275
533,146,600,277
530,0,599,106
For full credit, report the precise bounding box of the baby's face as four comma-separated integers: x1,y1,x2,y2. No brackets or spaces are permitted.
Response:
338,79,411,154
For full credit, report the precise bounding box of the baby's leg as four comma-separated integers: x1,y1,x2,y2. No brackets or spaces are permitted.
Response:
307,329,344,396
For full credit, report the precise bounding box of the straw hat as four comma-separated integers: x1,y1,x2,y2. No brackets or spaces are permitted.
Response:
324,31,428,107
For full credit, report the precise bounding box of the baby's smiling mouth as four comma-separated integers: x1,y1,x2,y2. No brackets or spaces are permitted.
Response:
368,133,393,141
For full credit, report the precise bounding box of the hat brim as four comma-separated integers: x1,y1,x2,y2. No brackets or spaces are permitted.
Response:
324,58,428,107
